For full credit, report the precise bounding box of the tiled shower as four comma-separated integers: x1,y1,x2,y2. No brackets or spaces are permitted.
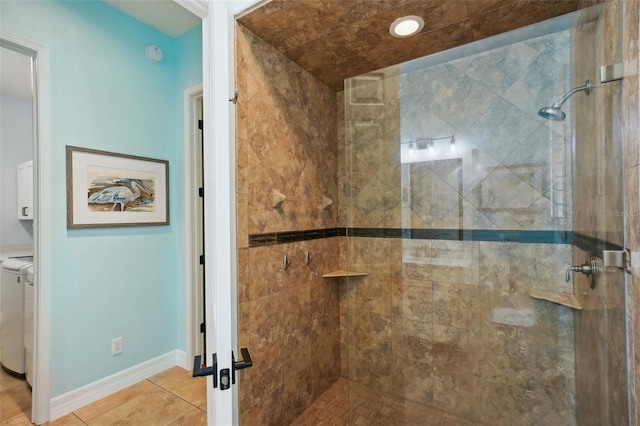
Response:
235,2,630,425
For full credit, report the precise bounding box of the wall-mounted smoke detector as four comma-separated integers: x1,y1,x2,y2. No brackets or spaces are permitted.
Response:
389,16,425,38
145,45,163,62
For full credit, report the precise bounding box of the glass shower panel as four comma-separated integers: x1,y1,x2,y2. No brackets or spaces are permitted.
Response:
571,2,628,425
343,5,626,424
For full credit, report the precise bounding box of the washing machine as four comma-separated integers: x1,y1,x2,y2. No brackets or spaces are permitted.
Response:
24,265,34,386
0,258,33,375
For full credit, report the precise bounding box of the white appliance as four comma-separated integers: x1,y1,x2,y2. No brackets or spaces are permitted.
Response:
1,257,33,375
17,160,34,220
24,265,34,386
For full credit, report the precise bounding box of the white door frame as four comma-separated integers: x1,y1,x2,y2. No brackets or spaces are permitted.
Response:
184,83,204,366
199,1,260,424
202,1,234,423
0,29,53,426
180,0,250,423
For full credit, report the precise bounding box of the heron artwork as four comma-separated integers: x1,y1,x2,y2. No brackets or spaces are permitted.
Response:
88,180,154,212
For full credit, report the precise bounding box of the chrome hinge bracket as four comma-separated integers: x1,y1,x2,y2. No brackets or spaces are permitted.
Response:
602,249,631,273
229,88,238,104
600,63,624,83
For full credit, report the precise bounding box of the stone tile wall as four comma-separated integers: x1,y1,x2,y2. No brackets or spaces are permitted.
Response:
339,237,575,425
572,3,630,425
235,25,341,425
345,29,573,232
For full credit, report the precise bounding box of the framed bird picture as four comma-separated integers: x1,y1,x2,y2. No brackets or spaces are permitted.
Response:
66,146,169,228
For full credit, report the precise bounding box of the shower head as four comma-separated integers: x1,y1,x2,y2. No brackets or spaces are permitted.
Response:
538,80,592,121
538,105,565,121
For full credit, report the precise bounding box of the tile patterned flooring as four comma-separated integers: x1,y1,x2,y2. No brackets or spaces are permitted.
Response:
0,366,207,425
2,367,479,425
292,378,482,426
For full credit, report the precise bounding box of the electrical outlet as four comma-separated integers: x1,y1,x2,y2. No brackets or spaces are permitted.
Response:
112,337,123,355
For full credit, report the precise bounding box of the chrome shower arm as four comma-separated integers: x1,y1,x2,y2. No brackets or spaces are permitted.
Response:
553,80,592,108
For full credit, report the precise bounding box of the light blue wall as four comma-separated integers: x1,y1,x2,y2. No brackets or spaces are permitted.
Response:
1,0,201,397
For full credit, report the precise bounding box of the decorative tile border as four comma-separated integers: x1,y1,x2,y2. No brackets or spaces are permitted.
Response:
249,228,345,246
249,227,622,257
571,232,624,255
346,228,571,244
249,227,570,246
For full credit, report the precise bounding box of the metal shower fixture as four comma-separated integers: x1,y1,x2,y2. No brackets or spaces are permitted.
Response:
538,80,592,121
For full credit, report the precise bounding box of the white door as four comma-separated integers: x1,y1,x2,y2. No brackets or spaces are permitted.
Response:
198,1,260,424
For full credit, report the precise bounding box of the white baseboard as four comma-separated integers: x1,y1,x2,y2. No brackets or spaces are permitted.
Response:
50,350,187,421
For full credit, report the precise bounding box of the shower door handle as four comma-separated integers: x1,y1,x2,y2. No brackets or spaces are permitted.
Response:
193,348,252,388
232,347,253,384
566,257,598,289
193,353,218,388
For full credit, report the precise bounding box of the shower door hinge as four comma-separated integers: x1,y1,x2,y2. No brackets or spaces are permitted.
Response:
600,63,624,83
602,248,631,272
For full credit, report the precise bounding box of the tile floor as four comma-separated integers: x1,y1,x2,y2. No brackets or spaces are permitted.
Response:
2,367,479,426
0,366,206,425
292,378,483,426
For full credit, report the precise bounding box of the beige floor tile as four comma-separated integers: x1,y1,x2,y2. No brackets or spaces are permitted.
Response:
0,369,26,393
167,407,207,425
0,383,31,423
148,367,192,387
161,374,207,409
47,412,87,426
74,380,158,422
86,387,194,426
2,412,35,426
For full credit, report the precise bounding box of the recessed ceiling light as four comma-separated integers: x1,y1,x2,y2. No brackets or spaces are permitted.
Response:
389,15,425,38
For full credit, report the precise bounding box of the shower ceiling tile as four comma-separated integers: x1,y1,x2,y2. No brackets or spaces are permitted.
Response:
466,0,514,16
469,0,579,40
237,0,587,92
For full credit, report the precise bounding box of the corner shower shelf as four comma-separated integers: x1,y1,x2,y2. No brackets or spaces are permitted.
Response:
322,269,367,278
529,290,582,310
